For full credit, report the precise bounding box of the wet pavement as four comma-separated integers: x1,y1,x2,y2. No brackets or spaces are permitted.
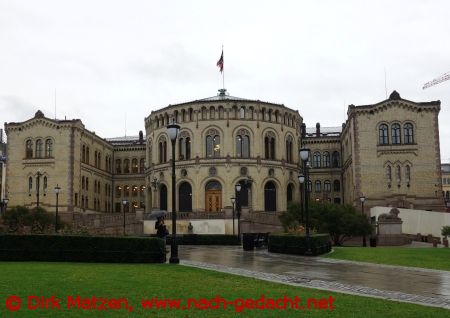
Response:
178,245,450,309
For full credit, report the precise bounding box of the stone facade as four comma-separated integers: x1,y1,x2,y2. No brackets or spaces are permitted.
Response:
304,91,444,211
3,89,446,216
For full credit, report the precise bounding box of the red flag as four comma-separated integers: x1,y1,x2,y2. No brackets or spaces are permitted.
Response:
216,50,224,72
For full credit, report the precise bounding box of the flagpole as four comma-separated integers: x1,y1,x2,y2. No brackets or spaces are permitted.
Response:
222,45,225,90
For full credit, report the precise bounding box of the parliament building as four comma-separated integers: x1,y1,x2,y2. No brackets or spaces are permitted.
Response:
3,89,446,217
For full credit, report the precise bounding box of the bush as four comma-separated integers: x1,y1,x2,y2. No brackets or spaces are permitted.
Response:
0,235,166,263
279,202,303,232
442,226,450,239
2,206,60,233
268,233,331,256
165,234,240,245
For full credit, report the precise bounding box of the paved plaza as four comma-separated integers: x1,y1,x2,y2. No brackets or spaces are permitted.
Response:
179,246,450,309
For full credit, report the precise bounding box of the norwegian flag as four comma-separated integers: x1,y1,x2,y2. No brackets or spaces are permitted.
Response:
216,50,224,72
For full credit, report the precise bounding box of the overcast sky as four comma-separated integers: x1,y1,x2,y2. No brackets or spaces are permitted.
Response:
1,0,449,162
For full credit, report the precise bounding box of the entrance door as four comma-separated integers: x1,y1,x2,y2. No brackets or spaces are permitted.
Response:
205,190,222,212
205,180,222,212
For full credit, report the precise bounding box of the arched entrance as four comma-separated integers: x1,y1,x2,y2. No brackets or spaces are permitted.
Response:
236,179,251,207
264,181,277,212
179,182,192,212
160,184,167,211
205,180,222,212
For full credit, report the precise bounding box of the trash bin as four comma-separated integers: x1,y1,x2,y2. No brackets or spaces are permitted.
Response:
369,237,377,247
242,233,255,251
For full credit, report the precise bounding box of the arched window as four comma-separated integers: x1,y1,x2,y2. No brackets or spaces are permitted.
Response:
174,110,179,123
206,129,220,158
115,159,121,174
86,178,89,190
189,108,194,121
140,185,145,195
264,131,276,160
236,129,250,158
285,135,293,163
261,108,266,121
219,106,224,119
181,109,186,122
287,183,294,204
307,180,312,192
94,151,98,167
86,147,90,164
405,165,411,182
264,181,276,212
324,180,331,192
179,132,191,160
379,124,389,145
249,107,254,120
132,185,138,197
82,145,86,163
210,106,215,119
115,186,121,198
268,109,273,122
313,152,321,168
332,151,340,168
82,176,85,190
26,140,33,158
140,158,145,173
159,137,167,163
97,152,101,169
124,159,130,173
386,165,392,181
201,107,207,120
35,139,43,158
132,158,138,173
446,191,450,199
45,139,53,157
124,185,130,197
28,177,33,192
94,180,97,193
315,180,321,193
404,123,414,144
239,106,245,119
396,165,401,182
323,152,330,168
391,123,401,144
333,180,340,192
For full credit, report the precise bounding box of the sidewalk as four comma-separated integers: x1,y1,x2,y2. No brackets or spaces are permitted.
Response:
179,245,450,309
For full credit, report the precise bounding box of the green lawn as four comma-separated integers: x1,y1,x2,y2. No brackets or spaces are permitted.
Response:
325,247,450,271
0,262,448,317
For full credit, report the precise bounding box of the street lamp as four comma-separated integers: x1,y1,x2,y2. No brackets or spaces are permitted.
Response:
359,195,367,247
231,197,236,236
298,174,305,225
36,169,43,207
167,122,180,264
235,183,242,241
122,199,128,235
299,147,312,255
54,184,61,233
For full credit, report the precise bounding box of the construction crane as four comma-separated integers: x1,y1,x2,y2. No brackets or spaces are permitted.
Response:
423,71,450,89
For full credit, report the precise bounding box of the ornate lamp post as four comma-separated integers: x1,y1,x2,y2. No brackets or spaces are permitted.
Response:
36,169,43,207
235,183,242,241
299,147,312,255
231,197,236,236
298,173,305,225
122,199,128,235
359,195,367,247
167,122,180,264
54,184,61,233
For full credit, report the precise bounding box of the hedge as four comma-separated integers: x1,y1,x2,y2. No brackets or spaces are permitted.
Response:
165,234,240,245
0,235,166,263
268,233,331,256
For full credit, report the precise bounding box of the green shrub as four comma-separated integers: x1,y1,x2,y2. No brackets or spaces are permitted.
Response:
165,234,240,245
268,233,331,256
442,226,450,239
0,235,166,263
2,206,60,233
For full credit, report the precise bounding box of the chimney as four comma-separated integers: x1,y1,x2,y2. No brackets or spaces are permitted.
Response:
316,122,321,137
139,130,144,143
